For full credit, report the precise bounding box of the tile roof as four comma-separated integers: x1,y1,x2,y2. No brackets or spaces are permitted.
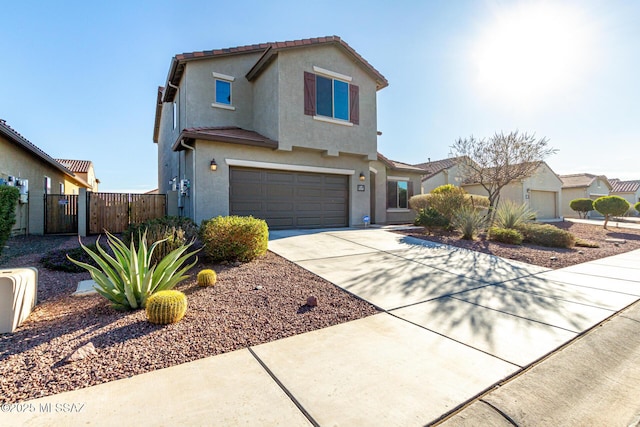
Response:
610,179,640,193
0,119,74,176
559,173,611,189
55,159,93,173
163,36,388,102
413,157,464,179
377,152,425,173
173,127,278,151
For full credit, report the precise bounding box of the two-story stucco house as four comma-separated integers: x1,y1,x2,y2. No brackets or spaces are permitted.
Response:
154,36,422,229
55,159,100,192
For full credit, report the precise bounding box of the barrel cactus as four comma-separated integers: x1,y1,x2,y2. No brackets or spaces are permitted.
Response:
197,269,217,287
146,290,187,324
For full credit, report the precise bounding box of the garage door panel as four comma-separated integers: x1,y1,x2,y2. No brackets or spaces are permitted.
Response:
530,191,556,219
229,167,348,229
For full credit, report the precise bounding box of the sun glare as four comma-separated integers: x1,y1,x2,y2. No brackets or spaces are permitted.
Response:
473,2,594,108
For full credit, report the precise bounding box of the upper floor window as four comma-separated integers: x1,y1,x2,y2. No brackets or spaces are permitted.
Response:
172,101,177,130
212,71,236,110
304,67,359,125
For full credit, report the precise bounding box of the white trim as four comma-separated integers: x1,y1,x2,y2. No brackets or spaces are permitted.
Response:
313,115,353,127
226,159,355,175
211,103,236,111
387,208,411,213
211,71,235,82
387,175,410,181
369,166,378,174
313,66,352,82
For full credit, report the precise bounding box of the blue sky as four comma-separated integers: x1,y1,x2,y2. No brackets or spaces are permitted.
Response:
1,0,638,192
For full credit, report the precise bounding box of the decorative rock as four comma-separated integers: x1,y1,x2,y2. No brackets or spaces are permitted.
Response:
233,261,242,267
66,342,97,363
550,256,557,261
578,250,584,254
254,285,263,290
306,296,318,307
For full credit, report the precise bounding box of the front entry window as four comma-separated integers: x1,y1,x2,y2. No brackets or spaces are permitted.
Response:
387,180,409,209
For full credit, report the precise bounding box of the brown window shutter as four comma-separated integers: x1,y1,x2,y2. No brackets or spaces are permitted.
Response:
349,84,359,125
304,72,316,116
408,181,414,198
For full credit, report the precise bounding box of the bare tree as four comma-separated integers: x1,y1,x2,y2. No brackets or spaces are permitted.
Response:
450,131,557,219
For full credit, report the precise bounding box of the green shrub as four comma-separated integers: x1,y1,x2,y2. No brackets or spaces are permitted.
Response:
488,227,523,245
68,231,199,310
0,186,20,256
635,201,640,214
409,194,431,212
569,198,594,219
593,196,630,229
41,244,103,272
493,200,535,229
451,206,486,240
429,186,467,222
431,184,458,195
466,194,490,210
414,207,449,229
517,223,576,248
122,216,199,265
199,216,268,262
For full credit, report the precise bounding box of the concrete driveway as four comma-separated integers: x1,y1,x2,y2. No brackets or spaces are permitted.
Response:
268,228,640,425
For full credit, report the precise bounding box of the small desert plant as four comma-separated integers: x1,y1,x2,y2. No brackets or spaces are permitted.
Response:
593,196,630,229
517,223,575,248
575,238,600,248
146,290,187,324
409,194,431,212
451,206,486,240
123,216,199,265
0,186,20,257
569,198,594,219
68,231,199,310
493,200,535,229
200,215,268,262
414,207,449,229
488,227,523,245
197,269,217,286
635,201,640,214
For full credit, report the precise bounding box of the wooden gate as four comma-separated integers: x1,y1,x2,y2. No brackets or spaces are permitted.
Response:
44,194,79,234
87,192,166,234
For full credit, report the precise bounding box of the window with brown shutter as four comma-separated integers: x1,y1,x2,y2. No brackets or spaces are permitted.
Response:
304,72,316,116
349,84,359,125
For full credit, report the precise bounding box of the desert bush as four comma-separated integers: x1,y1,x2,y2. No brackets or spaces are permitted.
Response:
516,223,575,248
593,196,630,229
199,215,268,262
414,207,449,229
575,238,600,248
122,216,199,265
0,186,20,256
488,227,523,245
466,194,490,210
451,206,486,240
409,194,431,212
68,231,199,310
429,185,467,222
635,201,640,214
41,243,102,272
569,198,594,219
430,184,458,195
493,200,535,229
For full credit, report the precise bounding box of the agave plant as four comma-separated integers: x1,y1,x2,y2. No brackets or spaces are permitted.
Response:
68,231,199,310
493,199,536,229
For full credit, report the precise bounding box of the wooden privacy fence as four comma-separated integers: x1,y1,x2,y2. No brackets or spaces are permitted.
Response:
44,194,79,234
87,192,166,235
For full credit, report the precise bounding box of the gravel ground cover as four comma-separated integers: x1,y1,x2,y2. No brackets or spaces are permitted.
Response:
398,221,640,269
0,235,378,404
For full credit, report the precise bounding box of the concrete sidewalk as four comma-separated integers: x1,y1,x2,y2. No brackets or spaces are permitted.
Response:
566,217,640,230
3,228,640,426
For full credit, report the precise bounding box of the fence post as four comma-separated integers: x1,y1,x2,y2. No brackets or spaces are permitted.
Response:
78,188,87,237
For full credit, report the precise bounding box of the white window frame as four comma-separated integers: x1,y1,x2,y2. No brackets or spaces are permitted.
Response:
387,176,411,211
211,71,236,111
313,66,352,123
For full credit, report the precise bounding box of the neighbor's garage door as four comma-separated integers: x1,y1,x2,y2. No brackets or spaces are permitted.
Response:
229,167,349,229
530,190,556,219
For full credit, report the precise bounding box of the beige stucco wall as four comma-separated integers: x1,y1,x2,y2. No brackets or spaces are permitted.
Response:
561,179,609,218
370,160,422,225
0,135,69,235
421,164,464,194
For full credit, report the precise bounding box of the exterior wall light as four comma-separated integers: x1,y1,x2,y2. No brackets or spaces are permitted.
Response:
359,172,366,181
210,159,218,171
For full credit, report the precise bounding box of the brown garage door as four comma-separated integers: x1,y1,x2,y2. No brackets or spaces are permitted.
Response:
530,190,557,219
229,167,349,229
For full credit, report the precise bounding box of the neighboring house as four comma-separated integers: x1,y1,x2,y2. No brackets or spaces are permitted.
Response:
609,179,640,216
55,159,100,192
370,153,424,224
0,119,91,235
154,36,395,229
559,173,611,218
413,156,466,194
460,162,563,220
